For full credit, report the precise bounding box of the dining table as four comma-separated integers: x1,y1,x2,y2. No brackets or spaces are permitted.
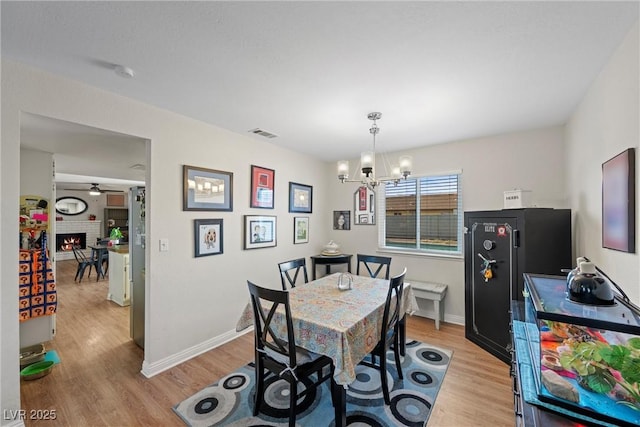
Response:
236,272,418,426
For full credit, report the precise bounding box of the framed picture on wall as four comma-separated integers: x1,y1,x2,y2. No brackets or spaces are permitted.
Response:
244,215,277,249
183,165,233,211
333,210,350,230
250,165,275,209
194,219,223,257
293,216,309,244
289,182,312,213
602,148,635,253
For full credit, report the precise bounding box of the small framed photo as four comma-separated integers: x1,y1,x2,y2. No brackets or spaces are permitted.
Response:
183,165,233,211
294,217,309,244
334,210,351,230
250,165,275,209
244,215,277,249
194,219,223,257
289,182,313,213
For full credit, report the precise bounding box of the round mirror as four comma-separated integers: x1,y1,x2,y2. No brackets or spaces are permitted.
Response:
55,196,88,216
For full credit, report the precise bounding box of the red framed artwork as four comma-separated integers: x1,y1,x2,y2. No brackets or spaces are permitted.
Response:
250,165,275,209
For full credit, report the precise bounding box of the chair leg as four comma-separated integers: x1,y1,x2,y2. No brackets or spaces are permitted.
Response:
289,380,296,427
253,358,264,416
394,335,404,380
77,264,88,283
380,348,391,405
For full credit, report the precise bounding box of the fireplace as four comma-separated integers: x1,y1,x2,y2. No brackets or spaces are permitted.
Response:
56,232,87,252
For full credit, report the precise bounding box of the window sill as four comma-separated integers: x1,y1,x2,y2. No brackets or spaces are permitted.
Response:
376,247,464,261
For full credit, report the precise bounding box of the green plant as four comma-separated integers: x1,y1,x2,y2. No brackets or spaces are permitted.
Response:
558,337,640,410
110,227,123,240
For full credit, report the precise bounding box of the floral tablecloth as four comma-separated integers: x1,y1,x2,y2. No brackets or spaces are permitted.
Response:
236,272,418,385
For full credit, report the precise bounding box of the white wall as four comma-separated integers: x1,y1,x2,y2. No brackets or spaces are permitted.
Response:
566,22,640,303
1,60,331,422
326,125,568,324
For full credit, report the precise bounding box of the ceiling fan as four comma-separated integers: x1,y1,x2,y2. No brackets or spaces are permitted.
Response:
62,183,124,195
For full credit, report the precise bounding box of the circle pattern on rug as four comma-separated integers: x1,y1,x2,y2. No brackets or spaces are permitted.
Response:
222,372,250,392
256,375,320,419
410,346,450,369
407,369,438,389
347,363,393,402
385,389,433,427
174,384,240,425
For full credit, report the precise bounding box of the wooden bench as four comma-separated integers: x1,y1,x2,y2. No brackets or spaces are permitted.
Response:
407,280,448,330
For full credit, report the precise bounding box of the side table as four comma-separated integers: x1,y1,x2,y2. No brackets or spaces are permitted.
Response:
310,254,353,280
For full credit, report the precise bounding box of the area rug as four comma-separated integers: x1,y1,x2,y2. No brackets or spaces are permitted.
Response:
173,340,452,426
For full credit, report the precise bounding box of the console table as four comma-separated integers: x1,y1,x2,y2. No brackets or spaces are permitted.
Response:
310,254,352,280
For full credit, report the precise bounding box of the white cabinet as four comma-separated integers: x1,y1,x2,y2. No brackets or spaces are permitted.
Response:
108,251,130,306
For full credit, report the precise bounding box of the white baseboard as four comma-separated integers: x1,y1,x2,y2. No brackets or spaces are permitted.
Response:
413,309,464,326
140,327,252,378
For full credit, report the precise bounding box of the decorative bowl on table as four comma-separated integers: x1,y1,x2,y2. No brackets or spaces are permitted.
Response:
321,240,341,256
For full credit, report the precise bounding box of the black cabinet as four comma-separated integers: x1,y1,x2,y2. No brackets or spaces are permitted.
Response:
464,208,571,363
104,208,128,241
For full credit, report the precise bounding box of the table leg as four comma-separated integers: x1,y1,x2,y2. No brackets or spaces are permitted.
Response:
332,379,346,427
434,300,441,330
312,261,317,280
325,265,331,276
399,316,406,356
92,249,103,281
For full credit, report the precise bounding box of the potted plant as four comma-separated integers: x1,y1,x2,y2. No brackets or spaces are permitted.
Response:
109,227,123,244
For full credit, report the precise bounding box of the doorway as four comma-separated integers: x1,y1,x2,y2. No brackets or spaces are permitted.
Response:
19,113,149,390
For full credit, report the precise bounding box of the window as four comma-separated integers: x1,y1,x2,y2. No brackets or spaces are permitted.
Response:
378,172,462,255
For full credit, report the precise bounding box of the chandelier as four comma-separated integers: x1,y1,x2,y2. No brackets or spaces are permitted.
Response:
337,112,412,190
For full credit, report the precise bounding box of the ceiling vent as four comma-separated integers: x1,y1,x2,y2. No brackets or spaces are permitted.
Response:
249,128,278,139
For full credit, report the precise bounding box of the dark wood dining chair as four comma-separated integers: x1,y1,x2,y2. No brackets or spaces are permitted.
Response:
356,254,406,355
247,281,337,427
360,267,407,405
71,245,99,283
94,238,110,277
356,254,392,280
277,258,309,290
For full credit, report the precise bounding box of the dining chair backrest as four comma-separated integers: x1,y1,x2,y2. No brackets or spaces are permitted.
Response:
71,245,90,263
278,258,309,290
381,267,407,344
357,254,392,280
247,281,298,366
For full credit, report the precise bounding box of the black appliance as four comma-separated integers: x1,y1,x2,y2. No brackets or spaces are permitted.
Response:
464,208,571,363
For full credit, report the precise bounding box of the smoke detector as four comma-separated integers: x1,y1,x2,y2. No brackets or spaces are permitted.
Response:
114,64,135,78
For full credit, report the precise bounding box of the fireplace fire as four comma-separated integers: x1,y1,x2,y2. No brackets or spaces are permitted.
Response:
56,233,87,252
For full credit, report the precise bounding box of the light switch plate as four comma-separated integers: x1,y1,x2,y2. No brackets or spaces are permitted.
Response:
159,238,169,252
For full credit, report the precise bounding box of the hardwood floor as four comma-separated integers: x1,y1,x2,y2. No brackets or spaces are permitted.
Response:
20,260,514,426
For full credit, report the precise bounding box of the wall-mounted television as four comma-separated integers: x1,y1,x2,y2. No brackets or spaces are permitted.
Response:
602,147,635,253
